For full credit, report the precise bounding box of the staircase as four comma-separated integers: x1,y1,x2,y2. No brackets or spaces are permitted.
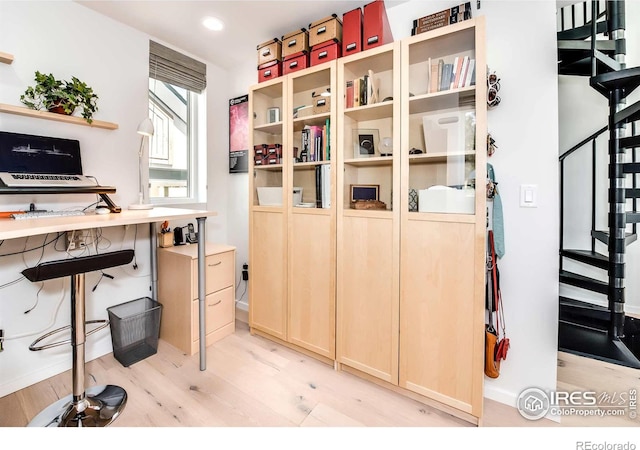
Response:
558,0,640,368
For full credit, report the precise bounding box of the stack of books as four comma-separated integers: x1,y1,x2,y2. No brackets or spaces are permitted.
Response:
299,120,330,162
427,55,475,93
345,70,379,108
411,2,472,35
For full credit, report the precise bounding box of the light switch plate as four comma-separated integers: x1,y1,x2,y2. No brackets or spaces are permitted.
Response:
520,184,538,208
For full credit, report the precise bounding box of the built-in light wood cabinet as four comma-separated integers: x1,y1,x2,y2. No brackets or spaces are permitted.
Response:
249,63,337,362
336,41,401,383
248,16,486,422
158,243,236,355
398,18,487,418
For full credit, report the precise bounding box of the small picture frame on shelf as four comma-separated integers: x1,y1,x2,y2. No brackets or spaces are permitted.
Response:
353,128,380,158
350,184,380,203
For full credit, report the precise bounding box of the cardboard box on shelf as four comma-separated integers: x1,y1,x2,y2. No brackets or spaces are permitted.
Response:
309,14,343,47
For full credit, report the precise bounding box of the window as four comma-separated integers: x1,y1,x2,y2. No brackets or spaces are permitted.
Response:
147,41,206,203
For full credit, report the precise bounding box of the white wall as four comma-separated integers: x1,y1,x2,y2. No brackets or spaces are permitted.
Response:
387,0,560,407
0,1,230,397
227,60,255,310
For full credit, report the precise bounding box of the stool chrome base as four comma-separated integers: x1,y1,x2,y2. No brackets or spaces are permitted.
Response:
28,385,127,427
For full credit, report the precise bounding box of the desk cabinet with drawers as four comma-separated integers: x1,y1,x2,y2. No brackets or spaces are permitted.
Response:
158,243,236,355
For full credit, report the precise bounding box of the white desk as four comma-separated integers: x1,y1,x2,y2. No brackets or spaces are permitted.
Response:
0,207,217,370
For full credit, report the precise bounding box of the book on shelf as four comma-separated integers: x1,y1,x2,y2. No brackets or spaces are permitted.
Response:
315,165,322,208
312,164,331,209
346,80,354,108
321,164,331,208
325,117,330,161
300,128,310,162
367,69,379,104
411,2,472,35
464,58,476,87
458,56,470,88
354,77,361,107
427,56,475,92
430,58,439,93
362,74,369,105
440,63,453,91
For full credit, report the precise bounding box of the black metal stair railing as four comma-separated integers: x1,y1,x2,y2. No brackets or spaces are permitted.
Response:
558,0,640,369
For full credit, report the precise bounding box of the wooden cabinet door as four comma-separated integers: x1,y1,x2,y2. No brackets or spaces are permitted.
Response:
399,219,482,415
250,210,287,340
337,215,398,383
288,212,335,359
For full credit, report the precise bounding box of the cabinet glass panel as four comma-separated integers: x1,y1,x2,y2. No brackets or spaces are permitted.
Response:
407,27,476,215
342,46,395,212
291,68,332,209
251,81,284,208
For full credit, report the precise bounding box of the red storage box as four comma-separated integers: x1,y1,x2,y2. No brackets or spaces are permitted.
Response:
254,144,268,157
283,51,310,75
363,0,394,50
258,60,282,83
342,7,363,56
310,39,342,66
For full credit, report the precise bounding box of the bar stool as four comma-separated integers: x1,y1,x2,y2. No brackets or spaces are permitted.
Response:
22,249,135,427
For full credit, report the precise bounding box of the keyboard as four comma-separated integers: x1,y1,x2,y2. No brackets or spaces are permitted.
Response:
0,172,97,188
11,210,86,220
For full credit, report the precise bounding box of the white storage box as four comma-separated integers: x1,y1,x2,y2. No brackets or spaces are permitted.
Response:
257,187,303,206
418,185,475,214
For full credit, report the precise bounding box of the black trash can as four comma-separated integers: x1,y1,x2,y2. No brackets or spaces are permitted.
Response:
107,297,162,367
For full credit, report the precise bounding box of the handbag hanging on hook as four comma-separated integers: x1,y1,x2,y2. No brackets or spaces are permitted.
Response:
485,230,510,378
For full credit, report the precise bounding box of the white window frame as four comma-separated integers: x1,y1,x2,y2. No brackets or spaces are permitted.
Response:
149,87,206,206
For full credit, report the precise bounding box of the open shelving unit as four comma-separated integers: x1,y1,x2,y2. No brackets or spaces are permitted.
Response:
0,103,118,130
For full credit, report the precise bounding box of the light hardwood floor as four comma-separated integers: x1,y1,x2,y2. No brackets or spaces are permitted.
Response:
1,312,639,430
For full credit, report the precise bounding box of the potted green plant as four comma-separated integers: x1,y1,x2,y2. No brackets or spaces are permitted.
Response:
20,71,99,124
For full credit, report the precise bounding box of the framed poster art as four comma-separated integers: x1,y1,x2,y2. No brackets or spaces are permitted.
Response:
229,94,248,173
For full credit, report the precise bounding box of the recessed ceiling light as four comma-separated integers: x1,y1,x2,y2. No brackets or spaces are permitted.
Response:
202,16,224,31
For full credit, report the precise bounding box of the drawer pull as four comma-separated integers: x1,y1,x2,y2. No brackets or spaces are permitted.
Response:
318,51,328,59
208,300,222,307
208,261,222,267
317,26,326,35
288,39,297,47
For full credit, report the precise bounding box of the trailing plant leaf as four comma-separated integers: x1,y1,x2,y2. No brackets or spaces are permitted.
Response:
20,71,99,124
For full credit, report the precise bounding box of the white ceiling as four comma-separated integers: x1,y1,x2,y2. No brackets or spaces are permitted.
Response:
76,1,408,70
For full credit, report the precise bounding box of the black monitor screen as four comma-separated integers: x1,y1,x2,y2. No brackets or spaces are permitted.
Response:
0,131,83,175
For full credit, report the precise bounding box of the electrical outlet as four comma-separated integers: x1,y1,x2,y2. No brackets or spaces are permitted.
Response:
242,263,249,281
66,230,86,251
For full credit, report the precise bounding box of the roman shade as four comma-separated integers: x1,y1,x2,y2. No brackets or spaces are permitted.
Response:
149,40,206,93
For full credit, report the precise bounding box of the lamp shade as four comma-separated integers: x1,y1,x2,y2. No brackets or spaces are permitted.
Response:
137,117,154,137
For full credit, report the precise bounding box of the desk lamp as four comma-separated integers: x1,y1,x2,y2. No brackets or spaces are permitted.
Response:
129,117,154,210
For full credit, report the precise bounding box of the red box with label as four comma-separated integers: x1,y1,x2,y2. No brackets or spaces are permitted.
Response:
310,39,342,67
258,60,282,83
254,154,267,166
266,144,283,158
342,7,363,57
283,51,310,75
254,144,268,157
363,0,394,51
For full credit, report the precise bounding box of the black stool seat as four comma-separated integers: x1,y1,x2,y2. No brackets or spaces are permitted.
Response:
24,249,134,427
22,250,134,282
